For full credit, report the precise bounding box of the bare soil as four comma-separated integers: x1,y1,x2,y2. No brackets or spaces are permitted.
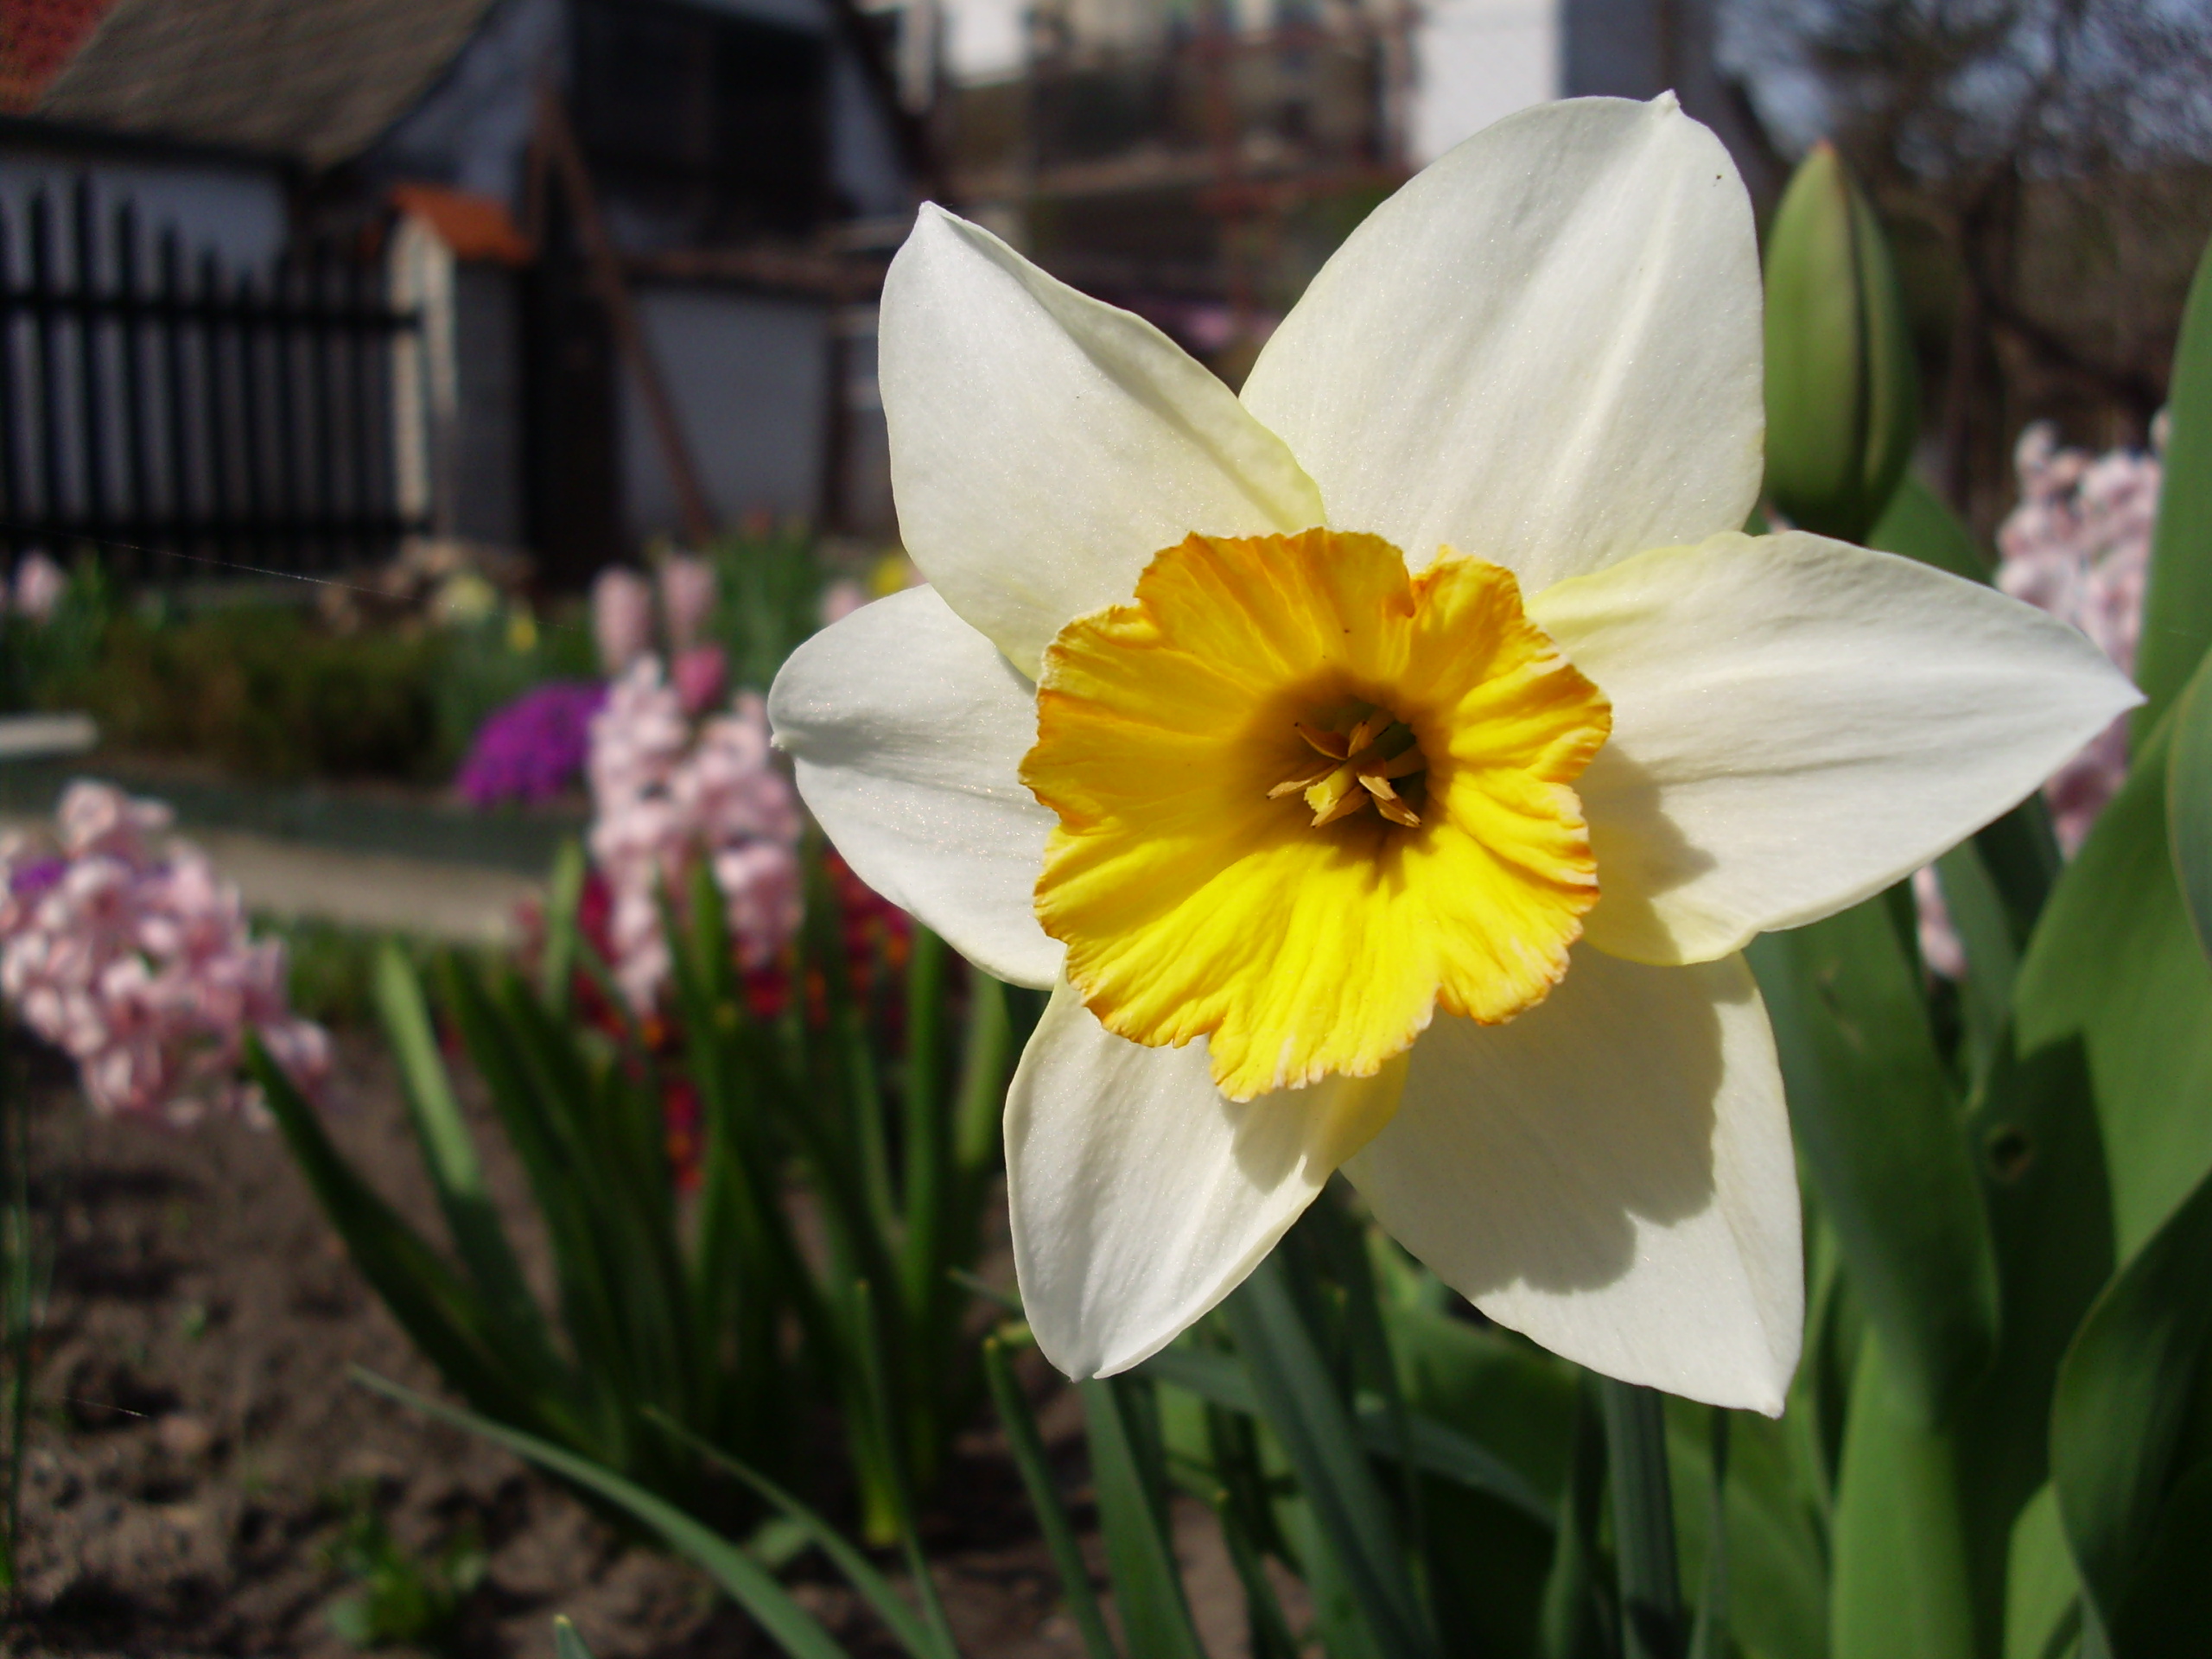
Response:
3,1035,1252,1658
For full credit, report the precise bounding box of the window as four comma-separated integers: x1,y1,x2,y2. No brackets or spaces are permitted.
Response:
572,0,831,240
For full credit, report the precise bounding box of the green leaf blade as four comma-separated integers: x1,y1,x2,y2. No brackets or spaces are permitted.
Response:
2134,232,2212,738
372,945,557,1382
983,1337,1119,1659
2014,709,2212,1261
2051,1161,2212,1643
1748,901,1999,1427
2169,654,2212,963
1081,1374,1209,1659
1223,1255,1437,1659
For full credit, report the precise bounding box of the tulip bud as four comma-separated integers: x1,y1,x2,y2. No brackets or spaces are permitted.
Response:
591,566,654,675
1763,143,1921,543
671,643,728,715
658,554,717,652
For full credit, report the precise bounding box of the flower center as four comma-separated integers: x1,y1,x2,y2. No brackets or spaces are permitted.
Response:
1022,528,1611,1103
1268,702,1428,829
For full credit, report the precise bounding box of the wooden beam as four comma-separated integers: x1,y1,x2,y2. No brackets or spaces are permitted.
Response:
534,86,718,549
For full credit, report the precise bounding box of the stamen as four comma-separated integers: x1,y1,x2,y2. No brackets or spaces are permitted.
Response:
1294,722,1350,760
1268,764,1337,799
1310,771,1374,826
1270,705,1427,829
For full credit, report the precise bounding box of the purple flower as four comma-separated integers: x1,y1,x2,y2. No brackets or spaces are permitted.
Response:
8,857,67,900
457,682,609,809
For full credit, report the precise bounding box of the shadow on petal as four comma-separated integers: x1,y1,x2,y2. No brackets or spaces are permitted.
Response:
1348,946,1739,1299
1228,1049,1412,1192
1577,745,1719,961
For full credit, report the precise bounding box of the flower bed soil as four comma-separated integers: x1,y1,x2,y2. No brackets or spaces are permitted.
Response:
5,1036,1256,1657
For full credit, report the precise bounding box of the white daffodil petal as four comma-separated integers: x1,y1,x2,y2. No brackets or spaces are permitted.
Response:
1239,95,1761,588
1009,981,1406,1378
1529,531,2145,965
1347,950,1801,1414
767,587,1061,988
880,205,1325,677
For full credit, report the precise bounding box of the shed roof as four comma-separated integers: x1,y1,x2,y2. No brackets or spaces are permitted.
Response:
34,0,505,168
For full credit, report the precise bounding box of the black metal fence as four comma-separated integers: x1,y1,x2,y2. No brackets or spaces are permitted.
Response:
0,177,426,580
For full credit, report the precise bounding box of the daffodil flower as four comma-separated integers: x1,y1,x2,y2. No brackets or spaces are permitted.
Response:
768,95,2139,1411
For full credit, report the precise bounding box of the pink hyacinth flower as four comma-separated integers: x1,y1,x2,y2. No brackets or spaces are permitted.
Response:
0,782,329,1122
10,550,67,623
583,663,805,1012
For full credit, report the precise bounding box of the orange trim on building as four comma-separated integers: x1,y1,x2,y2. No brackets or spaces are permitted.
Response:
388,181,533,265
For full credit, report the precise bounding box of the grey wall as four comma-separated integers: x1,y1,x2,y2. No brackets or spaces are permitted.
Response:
451,264,527,547
369,0,563,210
369,0,914,226
830,48,913,219
1562,0,1665,99
1561,0,1782,206
0,147,286,281
622,284,830,541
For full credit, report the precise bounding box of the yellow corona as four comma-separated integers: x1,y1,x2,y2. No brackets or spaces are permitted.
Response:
1025,529,1613,1101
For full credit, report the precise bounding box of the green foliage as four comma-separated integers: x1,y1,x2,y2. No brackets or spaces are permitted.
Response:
490,1192,1780,1659
1762,144,1922,543
21,574,597,785
425,604,599,771
321,1479,484,1653
982,1334,1117,1659
1749,898,2000,1427
1783,220,2212,1659
0,556,111,715
2052,1161,2212,1653
704,524,833,693
1222,1251,1435,1659
64,605,445,782
10,532,829,786
253,839,1020,1543
2134,233,2212,739
2169,654,2212,966
264,918,460,1031
2012,709,2212,1259
1868,474,1992,583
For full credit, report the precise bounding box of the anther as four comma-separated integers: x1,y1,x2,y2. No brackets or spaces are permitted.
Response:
1269,706,1426,829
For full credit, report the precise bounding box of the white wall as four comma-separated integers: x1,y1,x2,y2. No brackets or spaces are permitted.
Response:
1412,0,1560,164
940,0,1028,84
934,0,1561,156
